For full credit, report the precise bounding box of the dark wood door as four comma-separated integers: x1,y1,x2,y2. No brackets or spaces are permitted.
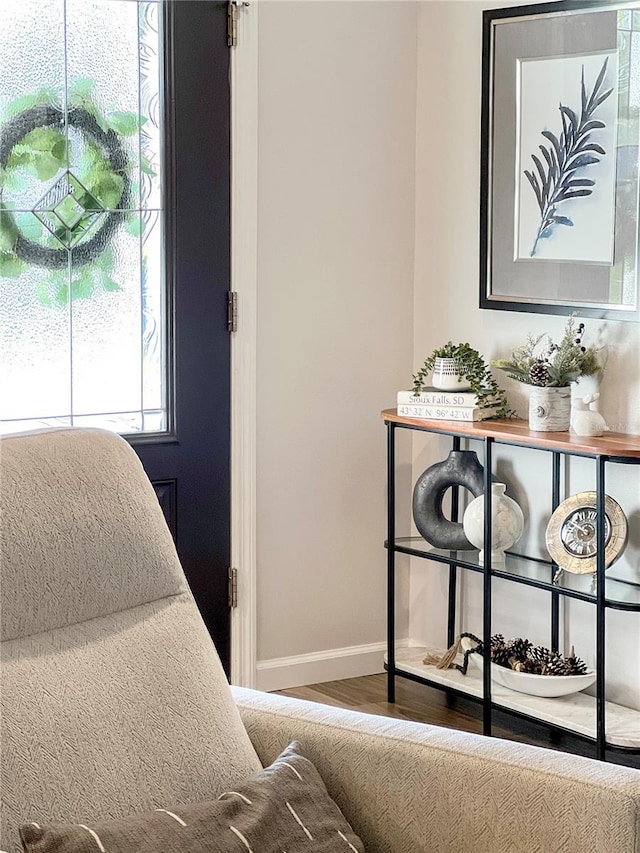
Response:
133,1,232,673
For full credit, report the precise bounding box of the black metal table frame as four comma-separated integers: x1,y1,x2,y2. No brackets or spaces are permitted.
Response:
385,418,640,764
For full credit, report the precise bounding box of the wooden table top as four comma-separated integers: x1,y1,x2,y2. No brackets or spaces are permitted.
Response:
381,409,640,459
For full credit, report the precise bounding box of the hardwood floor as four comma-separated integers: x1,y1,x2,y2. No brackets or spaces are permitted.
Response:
275,672,640,769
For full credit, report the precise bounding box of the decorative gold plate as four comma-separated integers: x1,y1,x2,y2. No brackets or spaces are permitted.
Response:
545,491,628,574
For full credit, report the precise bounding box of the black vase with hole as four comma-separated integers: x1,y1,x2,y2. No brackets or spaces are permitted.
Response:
412,450,487,550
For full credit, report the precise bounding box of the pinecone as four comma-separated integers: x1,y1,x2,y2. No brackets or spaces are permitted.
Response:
528,644,589,676
530,644,553,664
529,360,549,386
490,635,511,668
564,646,588,675
524,645,550,674
507,637,533,663
481,635,588,676
543,652,567,676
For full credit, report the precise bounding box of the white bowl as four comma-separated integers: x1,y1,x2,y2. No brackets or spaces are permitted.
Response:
460,637,596,698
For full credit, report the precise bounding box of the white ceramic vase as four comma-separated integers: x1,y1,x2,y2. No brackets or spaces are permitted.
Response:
462,483,524,566
529,386,571,432
432,357,471,391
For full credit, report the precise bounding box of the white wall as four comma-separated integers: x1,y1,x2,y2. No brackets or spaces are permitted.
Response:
412,1,640,708
255,1,417,689
252,0,640,706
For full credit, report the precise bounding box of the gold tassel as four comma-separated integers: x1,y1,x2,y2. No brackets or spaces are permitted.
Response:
423,635,463,670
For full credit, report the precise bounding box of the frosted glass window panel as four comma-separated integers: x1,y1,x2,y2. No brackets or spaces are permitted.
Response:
142,409,165,432
0,0,166,436
65,0,141,212
73,412,143,432
139,2,163,212
0,262,71,422
0,0,66,213
0,418,72,436
141,210,164,414
0,0,65,113
71,215,142,416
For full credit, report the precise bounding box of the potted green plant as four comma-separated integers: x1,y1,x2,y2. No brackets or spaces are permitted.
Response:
491,317,600,432
413,342,512,419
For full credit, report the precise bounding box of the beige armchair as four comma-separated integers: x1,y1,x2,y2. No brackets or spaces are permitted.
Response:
1,428,639,853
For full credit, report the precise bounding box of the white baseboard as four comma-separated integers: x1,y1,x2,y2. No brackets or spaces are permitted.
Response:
256,640,401,693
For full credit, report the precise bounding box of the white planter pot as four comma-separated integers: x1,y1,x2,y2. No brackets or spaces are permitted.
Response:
529,386,571,432
432,357,471,391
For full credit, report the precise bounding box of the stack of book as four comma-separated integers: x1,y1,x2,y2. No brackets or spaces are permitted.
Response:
396,389,497,422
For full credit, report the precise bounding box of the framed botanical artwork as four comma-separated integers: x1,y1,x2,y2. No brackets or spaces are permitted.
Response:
480,1,640,321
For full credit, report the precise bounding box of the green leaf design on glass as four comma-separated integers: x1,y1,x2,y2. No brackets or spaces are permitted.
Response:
7,127,67,181
71,268,95,300
125,214,141,237
107,111,145,136
1,76,149,298
36,279,54,307
36,263,121,307
97,269,122,292
68,77,95,102
0,164,27,192
55,283,69,307
4,88,58,119
68,77,110,132
89,170,125,209
140,156,156,177
79,138,125,209
0,252,25,278
0,204,18,253
36,271,68,307
99,244,116,274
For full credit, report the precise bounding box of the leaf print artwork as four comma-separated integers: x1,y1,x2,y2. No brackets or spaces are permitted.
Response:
524,57,614,257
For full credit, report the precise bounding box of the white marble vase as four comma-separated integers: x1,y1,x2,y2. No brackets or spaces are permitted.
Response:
462,483,524,566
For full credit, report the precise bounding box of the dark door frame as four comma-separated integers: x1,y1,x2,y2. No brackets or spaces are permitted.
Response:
133,0,232,673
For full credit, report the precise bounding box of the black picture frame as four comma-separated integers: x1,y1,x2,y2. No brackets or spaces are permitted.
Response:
480,0,640,321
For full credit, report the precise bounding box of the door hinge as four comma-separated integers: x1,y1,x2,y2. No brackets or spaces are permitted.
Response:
227,291,238,332
228,2,250,48
228,567,238,609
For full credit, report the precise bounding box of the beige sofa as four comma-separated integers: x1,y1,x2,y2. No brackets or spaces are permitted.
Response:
1,428,639,853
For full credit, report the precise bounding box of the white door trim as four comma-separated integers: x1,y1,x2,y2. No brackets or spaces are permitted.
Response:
230,1,258,688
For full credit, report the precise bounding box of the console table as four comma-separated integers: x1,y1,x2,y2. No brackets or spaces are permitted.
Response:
382,409,640,765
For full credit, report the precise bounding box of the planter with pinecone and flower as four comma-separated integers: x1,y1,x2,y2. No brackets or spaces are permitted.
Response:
491,317,600,432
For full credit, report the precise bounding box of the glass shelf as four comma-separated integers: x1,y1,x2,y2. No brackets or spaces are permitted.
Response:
388,537,640,610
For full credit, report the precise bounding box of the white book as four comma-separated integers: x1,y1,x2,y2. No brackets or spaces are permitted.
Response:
397,403,497,422
397,388,479,407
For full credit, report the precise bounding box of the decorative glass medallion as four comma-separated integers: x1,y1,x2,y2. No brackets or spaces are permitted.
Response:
33,171,106,248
